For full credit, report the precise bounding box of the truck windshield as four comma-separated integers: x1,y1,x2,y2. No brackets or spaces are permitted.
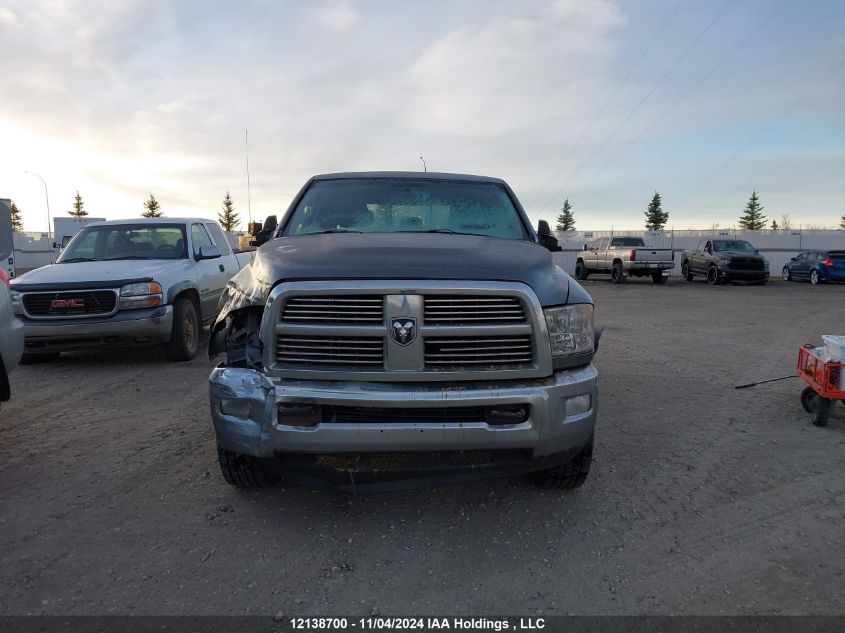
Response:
57,224,188,262
284,178,528,240
610,237,645,247
713,240,756,253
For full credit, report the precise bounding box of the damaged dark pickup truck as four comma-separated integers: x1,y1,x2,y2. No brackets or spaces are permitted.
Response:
208,172,599,491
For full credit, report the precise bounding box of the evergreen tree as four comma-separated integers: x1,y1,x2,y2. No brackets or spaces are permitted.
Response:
555,198,575,231
644,191,668,230
9,201,23,232
771,219,778,230
69,191,88,217
738,190,766,230
142,194,163,218
218,191,240,231
840,214,845,229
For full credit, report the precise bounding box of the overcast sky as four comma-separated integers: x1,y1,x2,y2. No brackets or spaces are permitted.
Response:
1,0,843,232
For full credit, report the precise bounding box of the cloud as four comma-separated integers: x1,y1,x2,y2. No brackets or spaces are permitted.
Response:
0,6,18,28
404,0,625,137
314,0,359,32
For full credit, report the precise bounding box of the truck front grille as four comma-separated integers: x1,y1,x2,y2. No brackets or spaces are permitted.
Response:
23,290,117,317
268,283,548,381
276,335,384,367
281,295,384,324
424,335,533,368
423,295,526,325
731,258,764,271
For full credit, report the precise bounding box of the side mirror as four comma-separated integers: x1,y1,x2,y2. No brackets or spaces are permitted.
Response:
790,256,797,261
197,244,221,260
52,242,60,249
537,220,562,252
248,221,263,237
251,215,279,247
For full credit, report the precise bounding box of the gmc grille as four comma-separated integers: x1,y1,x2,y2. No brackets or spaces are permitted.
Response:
23,290,117,317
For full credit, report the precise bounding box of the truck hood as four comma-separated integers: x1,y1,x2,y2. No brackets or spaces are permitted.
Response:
10,259,188,290
231,232,590,307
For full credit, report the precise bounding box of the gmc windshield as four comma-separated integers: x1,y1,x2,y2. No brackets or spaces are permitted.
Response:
58,224,188,262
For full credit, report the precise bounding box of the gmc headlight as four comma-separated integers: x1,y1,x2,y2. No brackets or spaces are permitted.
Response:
544,304,594,361
9,289,22,312
119,281,163,309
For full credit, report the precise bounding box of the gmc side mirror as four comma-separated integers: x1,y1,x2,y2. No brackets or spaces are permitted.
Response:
196,245,221,260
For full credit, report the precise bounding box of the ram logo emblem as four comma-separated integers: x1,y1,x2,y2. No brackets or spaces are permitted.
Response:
391,318,416,346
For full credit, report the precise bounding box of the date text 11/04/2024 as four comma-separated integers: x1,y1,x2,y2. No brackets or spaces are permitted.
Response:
289,617,547,631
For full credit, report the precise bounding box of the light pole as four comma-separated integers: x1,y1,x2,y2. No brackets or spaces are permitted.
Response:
25,170,52,241
419,156,427,172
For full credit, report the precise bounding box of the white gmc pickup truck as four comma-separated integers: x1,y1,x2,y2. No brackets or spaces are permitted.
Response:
10,218,253,362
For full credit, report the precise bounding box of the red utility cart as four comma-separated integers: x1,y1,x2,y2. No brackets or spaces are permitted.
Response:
797,344,845,427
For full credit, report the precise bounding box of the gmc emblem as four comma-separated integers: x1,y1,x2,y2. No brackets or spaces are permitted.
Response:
51,298,85,309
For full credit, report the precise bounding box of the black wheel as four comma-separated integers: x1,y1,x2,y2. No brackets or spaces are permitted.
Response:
164,297,200,361
811,396,831,427
782,267,791,281
217,445,280,488
611,262,626,284
706,265,719,286
575,261,589,280
652,271,668,284
529,439,593,490
682,261,694,281
800,386,816,413
20,352,61,364
810,269,820,285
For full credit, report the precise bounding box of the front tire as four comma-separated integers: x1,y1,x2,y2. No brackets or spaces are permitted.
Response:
217,445,280,488
810,269,820,285
782,267,791,281
682,261,694,281
529,439,593,490
164,297,200,361
611,262,626,284
706,265,719,286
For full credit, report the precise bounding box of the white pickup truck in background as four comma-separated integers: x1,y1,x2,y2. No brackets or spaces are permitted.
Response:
9,218,253,362
575,236,675,284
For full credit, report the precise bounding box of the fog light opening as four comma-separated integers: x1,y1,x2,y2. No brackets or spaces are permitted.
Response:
220,398,251,418
565,394,592,417
485,404,529,426
277,402,321,427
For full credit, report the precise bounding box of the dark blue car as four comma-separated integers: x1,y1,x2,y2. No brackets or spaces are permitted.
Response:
782,250,845,285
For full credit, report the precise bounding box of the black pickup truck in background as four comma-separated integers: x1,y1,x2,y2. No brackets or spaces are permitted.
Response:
681,238,769,285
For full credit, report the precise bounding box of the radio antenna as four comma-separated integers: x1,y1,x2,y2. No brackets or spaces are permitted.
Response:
245,130,252,225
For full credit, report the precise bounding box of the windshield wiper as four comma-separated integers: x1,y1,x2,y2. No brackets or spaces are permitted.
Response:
103,255,155,260
308,229,362,235
58,257,99,263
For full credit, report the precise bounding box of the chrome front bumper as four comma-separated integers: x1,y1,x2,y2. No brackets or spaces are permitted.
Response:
209,364,598,462
20,305,174,352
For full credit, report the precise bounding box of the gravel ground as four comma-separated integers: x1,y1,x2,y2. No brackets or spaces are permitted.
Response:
1,278,844,616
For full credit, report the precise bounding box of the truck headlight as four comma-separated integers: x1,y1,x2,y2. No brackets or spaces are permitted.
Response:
544,304,594,359
9,289,22,313
715,256,731,266
119,281,163,309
